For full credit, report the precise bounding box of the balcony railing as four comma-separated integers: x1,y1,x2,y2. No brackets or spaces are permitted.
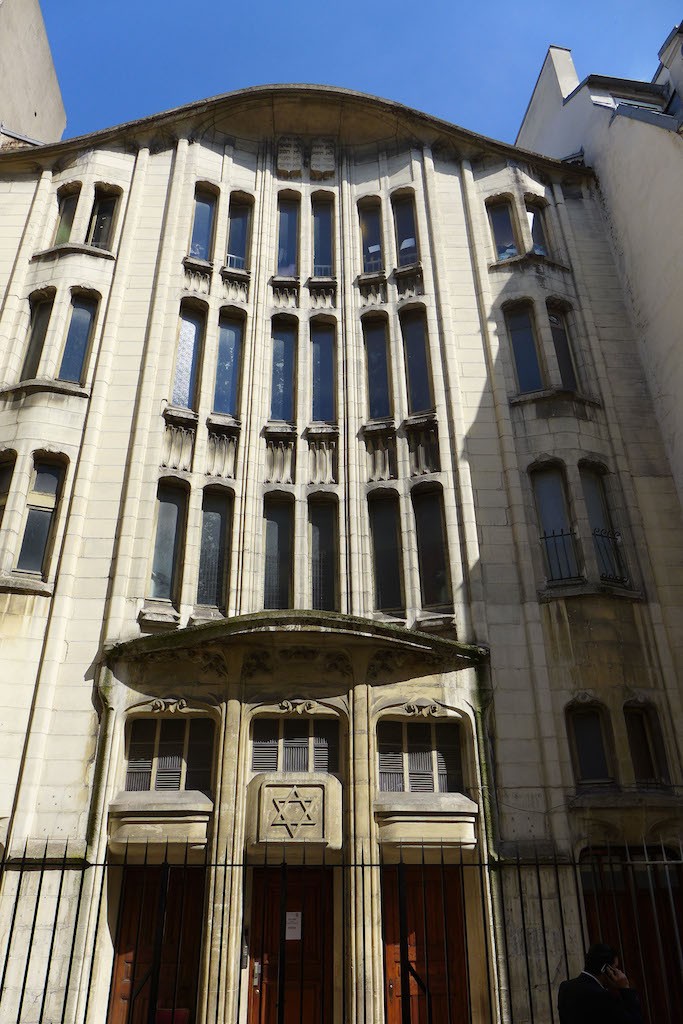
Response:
540,528,581,583
592,527,631,587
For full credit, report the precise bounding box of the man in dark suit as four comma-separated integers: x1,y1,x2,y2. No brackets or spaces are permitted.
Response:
558,943,644,1024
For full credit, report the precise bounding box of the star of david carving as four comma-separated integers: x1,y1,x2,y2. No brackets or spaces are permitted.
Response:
270,787,316,839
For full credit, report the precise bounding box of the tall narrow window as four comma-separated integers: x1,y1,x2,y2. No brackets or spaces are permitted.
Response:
58,295,97,383
270,321,296,421
277,197,299,276
401,312,433,414
213,315,243,416
377,721,463,793
413,489,451,610
312,198,334,277
189,188,216,261
488,201,518,260
0,456,15,530
393,195,419,266
197,489,232,608
311,323,335,422
624,704,669,786
359,202,383,273
54,188,79,246
567,705,613,785
150,483,186,602
17,460,65,575
126,718,215,796
86,188,117,250
505,306,543,393
526,201,549,256
532,467,580,582
309,500,338,611
264,498,293,609
22,295,53,380
252,718,339,774
580,467,629,586
364,320,391,420
226,199,251,270
548,308,578,391
172,308,204,410
368,492,404,612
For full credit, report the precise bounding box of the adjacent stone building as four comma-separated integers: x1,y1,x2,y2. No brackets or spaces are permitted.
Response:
0,0,65,148
0,80,681,1024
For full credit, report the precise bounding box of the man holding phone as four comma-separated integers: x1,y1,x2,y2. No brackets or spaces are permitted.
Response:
558,943,644,1024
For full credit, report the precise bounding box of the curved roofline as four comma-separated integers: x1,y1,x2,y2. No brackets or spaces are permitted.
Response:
0,83,593,177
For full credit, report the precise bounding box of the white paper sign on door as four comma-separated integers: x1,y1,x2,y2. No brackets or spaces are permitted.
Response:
285,911,302,940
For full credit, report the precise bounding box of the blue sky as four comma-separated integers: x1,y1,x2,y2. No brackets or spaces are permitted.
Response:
43,1,681,144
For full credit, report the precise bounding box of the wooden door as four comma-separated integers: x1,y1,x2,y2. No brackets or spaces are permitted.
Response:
382,865,469,1024
107,865,205,1024
248,866,333,1024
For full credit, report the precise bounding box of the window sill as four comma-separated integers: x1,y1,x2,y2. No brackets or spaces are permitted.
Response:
374,792,478,848
189,606,226,626
538,581,643,602
305,422,339,439
361,418,396,436
509,388,600,409
138,602,180,631
109,790,214,855
220,264,251,282
206,412,241,434
271,274,300,286
488,251,570,273
357,269,386,285
32,242,115,262
402,411,438,428
0,572,53,596
568,786,679,810
306,276,337,287
263,421,297,440
0,378,90,400
163,405,198,427
182,255,213,275
393,260,422,277
371,611,406,626
414,612,457,636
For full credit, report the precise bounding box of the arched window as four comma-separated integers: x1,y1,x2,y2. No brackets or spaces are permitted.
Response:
150,480,187,603
58,293,98,384
531,465,580,583
505,304,544,393
525,199,550,257
86,185,120,250
566,703,614,785
363,317,391,420
412,488,452,610
368,491,404,612
213,311,244,417
17,456,67,577
579,465,630,587
22,291,55,381
312,194,334,277
547,305,578,392
308,497,338,611
270,318,297,421
359,198,383,273
189,185,217,261
377,719,463,793
251,718,339,774
0,453,16,529
392,193,419,266
53,184,80,246
263,494,294,609
126,717,215,796
197,487,233,609
226,193,253,271
277,193,300,276
487,198,519,261
400,309,433,415
623,702,669,785
172,305,205,411
311,321,336,422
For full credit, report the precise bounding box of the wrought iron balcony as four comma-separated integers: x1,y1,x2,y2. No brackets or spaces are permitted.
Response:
540,528,581,583
592,527,631,587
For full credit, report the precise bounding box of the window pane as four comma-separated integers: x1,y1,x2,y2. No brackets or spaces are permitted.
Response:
360,206,383,272
624,708,657,783
368,495,403,611
197,490,231,607
213,318,243,415
252,719,279,771
314,721,339,773
489,203,518,260
0,461,13,528
277,199,299,276
311,325,335,421
89,195,116,249
394,198,418,266
310,502,337,611
58,297,97,383
533,468,578,581
580,469,628,584
270,324,296,421
34,464,62,497
283,720,308,772
378,721,404,792
313,201,333,277
435,724,463,793
527,204,548,256
172,310,203,409
572,709,610,781
549,311,577,391
401,314,432,414
17,507,53,573
150,486,185,601
190,191,215,260
54,192,78,246
155,719,185,790
22,299,53,380
227,203,250,270
365,321,391,419
507,308,543,392
413,490,451,609
185,719,215,795
126,720,155,792
264,500,293,609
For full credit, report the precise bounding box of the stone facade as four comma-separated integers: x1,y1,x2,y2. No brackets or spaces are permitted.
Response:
0,0,65,146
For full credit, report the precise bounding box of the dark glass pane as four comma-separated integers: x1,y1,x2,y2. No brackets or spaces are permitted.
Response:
489,203,518,260
360,205,383,272
283,719,308,772
0,462,13,497
277,199,299,276
314,721,339,773
270,324,296,421
313,201,333,277
213,318,243,415
22,299,53,380
311,325,335,421
624,709,657,783
150,486,185,601
197,490,231,607
507,308,543,392
186,719,215,795
365,322,391,419
310,502,337,611
54,192,78,246
413,490,451,608
172,309,203,409
126,720,155,792
155,719,184,790
378,721,404,792
394,198,418,266
89,195,116,249
549,312,577,391
227,204,250,269
252,720,279,771
264,500,293,609
435,724,463,793
572,710,610,781
368,495,403,611
401,313,432,413
533,468,579,581
58,297,97,383
17,507,53,573
190,192,216,260
527,204,548,256
34,464,62,497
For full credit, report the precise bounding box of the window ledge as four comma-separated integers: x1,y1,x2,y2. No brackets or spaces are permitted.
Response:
414,613,457,636
357,269,386,285
271,274,300,286
568,787,679,810
206,412,241,434
138,602,180,630
263,421,297,440
163,405,198,427
509,388,600,408
538,581,643,602
393,261,422,278
371,611,406,626
306,276,337,287
182,255,213,275
374,792,478,848
109,790,213,854
220,264,251,282
488,252,570,273
0,572,53,596
32,242,115,262
402,411,438,429
0,378,90,400
305,422,339,439
361,418,396,436
189,606,226,626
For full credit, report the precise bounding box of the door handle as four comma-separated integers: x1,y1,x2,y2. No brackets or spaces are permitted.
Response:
388,980,394,999
253,960,261,989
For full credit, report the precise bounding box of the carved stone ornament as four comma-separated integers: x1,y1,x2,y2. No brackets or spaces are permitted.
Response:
404,702,441,718
279,646,319,663
151,698,187,714
243,649,273,678
573,690,596,704
323,651,352,677
280,699,318,715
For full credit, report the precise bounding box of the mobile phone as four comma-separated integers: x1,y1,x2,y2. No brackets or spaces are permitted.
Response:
601,964,613,976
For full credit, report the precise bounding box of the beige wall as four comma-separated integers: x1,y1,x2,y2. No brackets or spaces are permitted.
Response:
0,0,65,143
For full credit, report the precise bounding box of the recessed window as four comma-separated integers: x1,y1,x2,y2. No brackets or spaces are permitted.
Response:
624,704,669,786
312,198,334,277
53,188,80,246
413,490,451,610
309,500,338,611
526,201,549,257
0,456,15,530
86,188,118,250
311,323,335,422
189,188,216,261
368,492,404,612
150,483,186,602
226,199,252,271
359,202,383,273
364,319,391,420
126,718,214,796
17,460,65,575
579,467,630,587
505,306,543,393
172,307,204,410
400,311,433,414
57,295,97,384
488,201,518,261
197,489,232,608
548,308,578,391
251,718,339,774
277,196,299,276
377,721,463,793
567,705,613,785
393,195,419,267
270,320,296,421
22,295,54,381
264,497,293,609
532,466,580,583
213,315,243,416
